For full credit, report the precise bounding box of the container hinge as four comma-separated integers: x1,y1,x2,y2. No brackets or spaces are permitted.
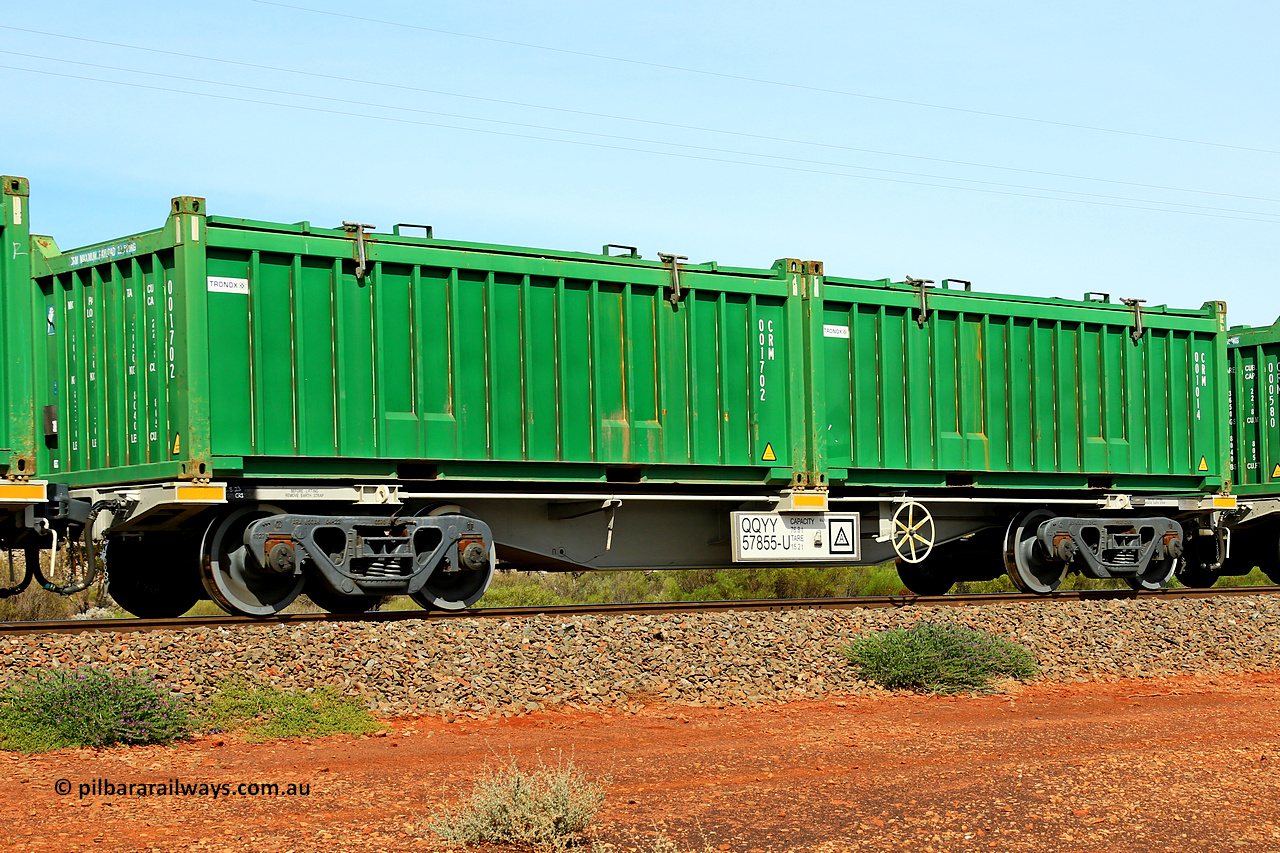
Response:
658,253,689,304
342,221,376,280
907,276,934,327
1121,297,1146,342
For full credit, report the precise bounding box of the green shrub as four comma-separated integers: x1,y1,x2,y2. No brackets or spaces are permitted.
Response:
475,563,913,608
844,621,1039,694
200,681,382,741
427,757,605,851
659,564,903,601
475,572,574,607
0,668,190,752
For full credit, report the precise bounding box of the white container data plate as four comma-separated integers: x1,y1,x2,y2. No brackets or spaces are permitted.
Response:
730,512,860,562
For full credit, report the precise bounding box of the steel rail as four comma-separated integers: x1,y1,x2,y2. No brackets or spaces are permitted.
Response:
3,585,1279,637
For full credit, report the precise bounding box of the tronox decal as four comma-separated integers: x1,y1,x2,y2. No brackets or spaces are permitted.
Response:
207,276,249,294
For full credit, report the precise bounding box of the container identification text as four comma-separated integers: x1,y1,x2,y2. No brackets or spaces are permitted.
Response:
730,512,860,562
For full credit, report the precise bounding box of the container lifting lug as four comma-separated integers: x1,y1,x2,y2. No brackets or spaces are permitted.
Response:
907,276,934,327
658,252,689,304
1121,297,1146,342
342,221,376,280
603,243,640,259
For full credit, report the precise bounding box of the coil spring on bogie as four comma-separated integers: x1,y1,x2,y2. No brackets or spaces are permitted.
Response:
353,558,410,578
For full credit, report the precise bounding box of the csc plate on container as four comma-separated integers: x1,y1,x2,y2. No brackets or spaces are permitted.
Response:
730,512,860,562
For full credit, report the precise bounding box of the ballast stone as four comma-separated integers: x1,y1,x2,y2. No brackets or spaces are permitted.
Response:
2,597,1279,718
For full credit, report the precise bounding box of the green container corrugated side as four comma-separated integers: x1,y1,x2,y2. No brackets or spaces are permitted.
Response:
816,275,1230,493
1227,319,1280,495
3,182,1231,494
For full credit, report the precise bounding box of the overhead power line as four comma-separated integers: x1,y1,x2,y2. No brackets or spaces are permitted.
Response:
3,62,1277,226
254,0,1280,158
1,25,1274,206
5,49,1277,220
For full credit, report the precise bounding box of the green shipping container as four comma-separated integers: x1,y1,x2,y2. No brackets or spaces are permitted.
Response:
4,180,1230,495
1227,319,1280,495
818,275,1230,494
21,193,806,489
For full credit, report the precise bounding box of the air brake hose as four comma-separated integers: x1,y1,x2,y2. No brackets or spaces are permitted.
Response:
34,500,122,596
0,550,35,599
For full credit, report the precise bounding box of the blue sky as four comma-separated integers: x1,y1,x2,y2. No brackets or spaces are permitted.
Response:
4,1,1278,325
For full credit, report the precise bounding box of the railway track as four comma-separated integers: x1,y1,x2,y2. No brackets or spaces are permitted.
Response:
5,584,1280,637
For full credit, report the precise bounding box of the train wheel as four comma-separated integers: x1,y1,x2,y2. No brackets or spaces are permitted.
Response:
895,560,954,596
303,575,381,614
1124,558,1176,591
1223,525,1280,583
105,534,203,618
1256,526,1280,585
200,505,304,617
410,505,495,611
1003,509,1065,594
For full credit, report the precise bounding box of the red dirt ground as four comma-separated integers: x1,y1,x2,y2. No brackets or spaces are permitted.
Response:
5,673,1280,852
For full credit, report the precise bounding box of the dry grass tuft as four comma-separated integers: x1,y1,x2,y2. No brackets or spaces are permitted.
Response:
426,756,605,851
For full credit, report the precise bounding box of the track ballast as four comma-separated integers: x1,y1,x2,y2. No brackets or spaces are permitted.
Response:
5,584,1278,637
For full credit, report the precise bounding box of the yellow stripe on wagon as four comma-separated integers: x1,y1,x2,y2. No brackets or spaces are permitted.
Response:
0,483,46,502
175,485,226,502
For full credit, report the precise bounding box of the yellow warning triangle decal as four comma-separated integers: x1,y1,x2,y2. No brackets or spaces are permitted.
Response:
172,433,181,455
761,443,777,462
1273,463,1280,478
1197,456,1209,472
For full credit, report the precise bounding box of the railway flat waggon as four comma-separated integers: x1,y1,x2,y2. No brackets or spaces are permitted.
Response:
0,176,1239,616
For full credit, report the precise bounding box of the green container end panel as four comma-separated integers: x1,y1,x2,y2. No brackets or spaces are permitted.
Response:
1227,320,1280,494
0,176,36,479
820,277,1229,492
31,199,209,485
